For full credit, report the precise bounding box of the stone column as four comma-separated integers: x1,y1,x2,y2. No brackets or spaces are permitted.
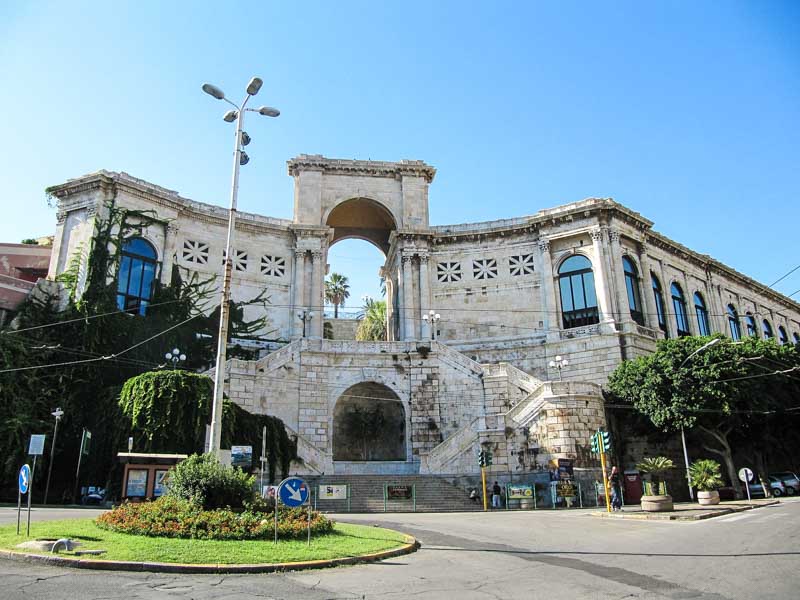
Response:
638,241,659,331
311,251,324,337
608,229,630,324
705,272,725,334
657,261,677,337
538,239,558,334
681,272,697,335
590,228,613,325
402,255,415,340
418,253,431,340
160,224,179,285
292,250,306,338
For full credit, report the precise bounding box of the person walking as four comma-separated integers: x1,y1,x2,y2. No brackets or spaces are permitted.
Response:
492,481,502,509
610,466,623,511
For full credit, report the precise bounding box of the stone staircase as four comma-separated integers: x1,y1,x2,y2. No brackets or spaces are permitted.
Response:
305,475,484,513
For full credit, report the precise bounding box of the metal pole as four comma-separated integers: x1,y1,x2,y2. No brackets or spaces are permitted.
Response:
307,498,311,546
481,466,488,511
599,446,611,513
44,415,60,505
16,488,21,535
274,499,278,544
260,425,266,493
27,456,36,535
209,97,249,457
681,426,694,500
73,429,86,504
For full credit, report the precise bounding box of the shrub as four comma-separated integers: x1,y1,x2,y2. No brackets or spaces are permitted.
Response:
166,453,255,509
96,496,334,540
689,459,724,492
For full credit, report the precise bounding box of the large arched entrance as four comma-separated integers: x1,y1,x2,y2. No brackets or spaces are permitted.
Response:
325,197,397,254
332,382,406,461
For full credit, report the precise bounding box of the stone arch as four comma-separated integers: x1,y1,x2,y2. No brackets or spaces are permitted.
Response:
332,381,406,461
324,197,397,254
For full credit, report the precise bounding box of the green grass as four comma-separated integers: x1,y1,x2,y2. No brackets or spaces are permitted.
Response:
0,519,408,564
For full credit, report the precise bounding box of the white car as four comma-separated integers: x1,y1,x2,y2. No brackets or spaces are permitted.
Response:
769,472,799,496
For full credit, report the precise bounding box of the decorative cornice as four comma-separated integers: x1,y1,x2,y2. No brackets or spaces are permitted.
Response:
287,154,436,183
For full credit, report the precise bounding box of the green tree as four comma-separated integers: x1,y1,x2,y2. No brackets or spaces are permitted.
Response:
324,273,350,318
607,335,800,498
356,298,387,341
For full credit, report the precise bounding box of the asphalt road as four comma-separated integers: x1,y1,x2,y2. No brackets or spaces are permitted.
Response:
1,499,798,599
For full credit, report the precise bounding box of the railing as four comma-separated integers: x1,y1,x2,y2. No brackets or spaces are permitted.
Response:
421,419,480,474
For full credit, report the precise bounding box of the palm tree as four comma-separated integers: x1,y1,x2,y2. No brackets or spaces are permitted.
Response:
325,273,350,318
356,299,387,341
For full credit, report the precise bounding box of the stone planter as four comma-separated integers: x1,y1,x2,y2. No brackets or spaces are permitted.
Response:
640,494,674,512
697,490,720,506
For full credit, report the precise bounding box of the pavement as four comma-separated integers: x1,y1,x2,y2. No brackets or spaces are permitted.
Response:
590,498,780,520
1,499,798,599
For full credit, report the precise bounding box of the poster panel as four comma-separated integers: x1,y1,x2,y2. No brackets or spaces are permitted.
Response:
231,445,253,469
153,470,169,497
507,484,533,500
319,485,348,500
126,469,148,497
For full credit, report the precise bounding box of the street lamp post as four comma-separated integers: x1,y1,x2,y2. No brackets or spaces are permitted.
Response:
43,407,64,505
165,347,186,370
422,309,441,340
677,337,721,501
203,77,280,457
548,355,569,381
297,310,314,337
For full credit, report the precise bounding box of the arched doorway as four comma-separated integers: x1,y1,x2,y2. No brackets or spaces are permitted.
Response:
325,197,397,254
332,382,406,461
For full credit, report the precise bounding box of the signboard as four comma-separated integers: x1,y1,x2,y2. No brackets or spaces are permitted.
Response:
81,430,92,456
18,464,31,494
387,485,413,500
153,470,169,497
28,435,46,456
556,481,576,498
126,469,148,497
319,485,348,500
231,445,253,470
278,477,309,507
738,468,754,483
507,484,534,500
557,458,574,479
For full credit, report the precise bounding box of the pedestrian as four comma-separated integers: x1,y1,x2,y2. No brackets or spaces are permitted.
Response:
610,466,623,511
469,488,479,503
492,481,501,509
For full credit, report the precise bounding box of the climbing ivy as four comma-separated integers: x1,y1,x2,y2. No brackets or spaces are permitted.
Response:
119,370,295,483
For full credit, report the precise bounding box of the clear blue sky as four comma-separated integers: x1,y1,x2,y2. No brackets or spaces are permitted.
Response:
2,1,798,312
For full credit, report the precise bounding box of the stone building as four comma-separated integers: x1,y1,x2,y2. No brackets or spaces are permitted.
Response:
45,156,800,481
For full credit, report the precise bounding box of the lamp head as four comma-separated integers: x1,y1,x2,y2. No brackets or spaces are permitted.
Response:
202,83,225,100
223,109,238,123
246,77,263,96
258,106,280,117
548,360,556,368
239,151,249,166
240,131,251,146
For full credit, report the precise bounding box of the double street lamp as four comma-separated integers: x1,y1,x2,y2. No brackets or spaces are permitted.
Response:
422,310,441,340
202,77,280,457
165,347,186,369
297,310,314,338
548,355,569,381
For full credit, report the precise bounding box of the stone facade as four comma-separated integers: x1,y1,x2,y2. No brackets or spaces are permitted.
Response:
43,156,800,476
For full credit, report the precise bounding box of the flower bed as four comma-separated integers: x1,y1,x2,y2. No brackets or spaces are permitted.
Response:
96,497,333,541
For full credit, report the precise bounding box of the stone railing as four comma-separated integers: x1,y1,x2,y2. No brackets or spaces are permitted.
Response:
505,385,549,427
420,418,480,474
559,324,600,339
255,339,302,372
432,341,484,375
636,324,659,339
431,216,531,235
284,424,328,475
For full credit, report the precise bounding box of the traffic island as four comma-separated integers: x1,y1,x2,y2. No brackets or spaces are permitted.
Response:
589,498,780,521
0,518,418,573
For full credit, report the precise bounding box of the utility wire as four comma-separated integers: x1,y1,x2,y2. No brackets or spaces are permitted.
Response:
767,264,800,289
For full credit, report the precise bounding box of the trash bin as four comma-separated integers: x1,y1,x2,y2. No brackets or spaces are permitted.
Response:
623,470,642,505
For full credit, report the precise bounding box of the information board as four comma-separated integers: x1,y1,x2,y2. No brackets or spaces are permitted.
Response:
387,485,413,500
319,484,348,500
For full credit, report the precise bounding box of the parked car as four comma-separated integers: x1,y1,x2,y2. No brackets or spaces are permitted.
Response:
744,476,785,498
769,472,799,496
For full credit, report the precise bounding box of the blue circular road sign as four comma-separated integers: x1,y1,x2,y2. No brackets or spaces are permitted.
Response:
18,464,31,495
277,477,309,507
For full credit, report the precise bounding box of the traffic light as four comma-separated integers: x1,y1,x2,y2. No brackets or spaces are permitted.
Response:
601,430,611,452
485,451,493,466
477,450,493,467
590,432,599,454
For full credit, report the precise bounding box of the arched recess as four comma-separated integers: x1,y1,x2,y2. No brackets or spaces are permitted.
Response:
325,197,397,255
332,382,406,461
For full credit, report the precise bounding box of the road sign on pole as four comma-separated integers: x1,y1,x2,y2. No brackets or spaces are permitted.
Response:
17,464,31,536
28,435,46,456
739,467,754,504
278,477,309,507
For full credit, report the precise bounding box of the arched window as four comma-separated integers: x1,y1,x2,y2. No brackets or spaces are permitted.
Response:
622,257,644,325
762,319,774,339
745,313,758,337
727,305,741,341
778,326,788,345
671,283,689,337
652,274,669,338
694,292,710,336
558,255,599,329
116,238,158,316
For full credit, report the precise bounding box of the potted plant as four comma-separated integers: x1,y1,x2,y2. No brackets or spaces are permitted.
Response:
689,459,724,505
636,456,675,512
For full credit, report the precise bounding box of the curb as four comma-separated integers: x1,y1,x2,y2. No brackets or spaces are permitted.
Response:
0,535,419,574
589,500,780,521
